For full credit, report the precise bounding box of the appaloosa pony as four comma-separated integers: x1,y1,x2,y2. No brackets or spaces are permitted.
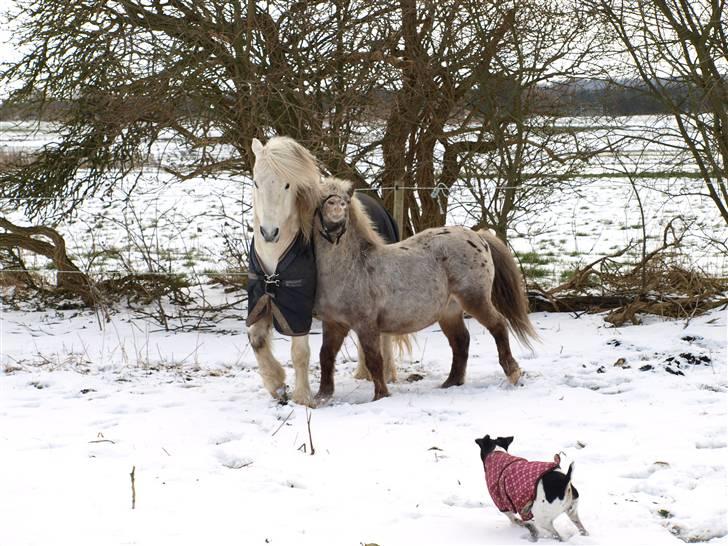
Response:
314,177,537,402
246,137,402,406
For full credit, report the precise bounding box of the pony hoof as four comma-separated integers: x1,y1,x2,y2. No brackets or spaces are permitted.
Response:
272,385,289,405
372,391,391,402
507,368,523,385
440,378,464,388
291,389,315,408
315,390,333,405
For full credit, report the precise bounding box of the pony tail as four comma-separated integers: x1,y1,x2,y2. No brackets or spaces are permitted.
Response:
478,230,539,349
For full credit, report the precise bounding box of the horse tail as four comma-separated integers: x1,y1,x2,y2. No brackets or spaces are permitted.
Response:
478,230,539,350
392,333,413,359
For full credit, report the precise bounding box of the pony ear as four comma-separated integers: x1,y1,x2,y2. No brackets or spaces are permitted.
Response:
251,138,263,157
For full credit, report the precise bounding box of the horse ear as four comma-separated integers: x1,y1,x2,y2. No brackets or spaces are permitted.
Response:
251,138,263,157
338,178,354,197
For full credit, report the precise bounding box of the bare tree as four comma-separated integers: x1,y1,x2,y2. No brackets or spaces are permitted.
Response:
452,0,607,241
588,0,728,224
1,0,599,242
0,0,393,218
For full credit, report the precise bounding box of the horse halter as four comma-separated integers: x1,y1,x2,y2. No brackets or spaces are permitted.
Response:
316,194,349,245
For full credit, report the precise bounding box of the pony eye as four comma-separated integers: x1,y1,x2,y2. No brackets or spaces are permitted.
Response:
285,183,290,190
254,181,259,189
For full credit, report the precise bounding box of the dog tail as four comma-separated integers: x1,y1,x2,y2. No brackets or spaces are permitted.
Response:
565,461,575,481
564,462,576,503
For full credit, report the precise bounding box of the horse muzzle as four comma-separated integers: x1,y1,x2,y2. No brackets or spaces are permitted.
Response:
260,225,280,243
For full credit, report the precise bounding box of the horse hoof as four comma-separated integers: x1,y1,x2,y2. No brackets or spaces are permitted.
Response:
291,389,315,408
270,385,289,404
315,390,333,405
440,378,464,388
508,368,523,385
372,390,391,402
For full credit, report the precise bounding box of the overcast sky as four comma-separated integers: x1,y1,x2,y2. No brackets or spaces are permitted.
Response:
0,0,19,64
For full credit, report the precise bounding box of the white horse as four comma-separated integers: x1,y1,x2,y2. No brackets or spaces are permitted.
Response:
247,136,399,406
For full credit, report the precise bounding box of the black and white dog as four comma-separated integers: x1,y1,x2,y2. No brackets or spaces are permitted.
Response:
475,434,588,542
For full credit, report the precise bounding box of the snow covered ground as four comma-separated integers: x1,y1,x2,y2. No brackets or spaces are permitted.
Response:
1,303,726,545
1,117,726,545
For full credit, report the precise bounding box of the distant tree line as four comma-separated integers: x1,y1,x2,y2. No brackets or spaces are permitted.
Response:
1,77,717,121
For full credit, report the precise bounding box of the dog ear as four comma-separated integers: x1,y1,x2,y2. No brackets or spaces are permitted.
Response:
476,435,497,456
496,436,514,451
474,435,490,447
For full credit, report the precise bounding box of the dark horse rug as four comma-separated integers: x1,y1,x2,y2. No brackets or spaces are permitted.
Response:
247,193,399,336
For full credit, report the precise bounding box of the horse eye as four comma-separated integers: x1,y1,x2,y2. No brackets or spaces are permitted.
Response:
254,181,259,189
285,183,290,190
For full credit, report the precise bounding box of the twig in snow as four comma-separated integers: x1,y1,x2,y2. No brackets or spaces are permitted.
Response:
271,409,295,437
130,465,136,509
306,407,315,456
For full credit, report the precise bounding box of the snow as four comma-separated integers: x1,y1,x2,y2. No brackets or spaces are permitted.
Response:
1,110,726,546
1,303,726,545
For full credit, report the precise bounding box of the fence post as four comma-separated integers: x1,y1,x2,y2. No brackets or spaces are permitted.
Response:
393,183,405,232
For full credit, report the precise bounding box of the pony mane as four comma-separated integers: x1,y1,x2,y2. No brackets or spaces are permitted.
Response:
255,136,323,242
321,177,385,247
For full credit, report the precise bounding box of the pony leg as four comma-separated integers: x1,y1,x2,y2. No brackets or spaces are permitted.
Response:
381,334,398,383
357,328,390,401
248,317,287,401
438,309,470,388
317,321,349,401
460,296,522,384
354,335,397,383
290,334,314,407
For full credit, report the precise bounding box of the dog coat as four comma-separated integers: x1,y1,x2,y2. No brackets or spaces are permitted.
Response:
484,451,558,520
246,233,316,336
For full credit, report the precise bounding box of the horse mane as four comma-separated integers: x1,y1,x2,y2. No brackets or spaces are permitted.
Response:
321,177,386,247
255,136,323,242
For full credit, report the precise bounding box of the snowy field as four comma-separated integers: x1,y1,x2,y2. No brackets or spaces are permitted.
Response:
1,118,727,545
0,304,726,545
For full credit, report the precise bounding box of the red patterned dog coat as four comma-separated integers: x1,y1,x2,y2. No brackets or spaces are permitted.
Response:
484,451,558,520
